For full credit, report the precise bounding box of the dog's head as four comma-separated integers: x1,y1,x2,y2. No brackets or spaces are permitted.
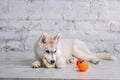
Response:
38,33,61,64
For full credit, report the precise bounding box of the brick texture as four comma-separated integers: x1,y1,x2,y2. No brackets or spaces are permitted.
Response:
0,0,120,54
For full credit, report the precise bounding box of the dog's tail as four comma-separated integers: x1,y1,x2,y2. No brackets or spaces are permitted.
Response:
94,53,117,60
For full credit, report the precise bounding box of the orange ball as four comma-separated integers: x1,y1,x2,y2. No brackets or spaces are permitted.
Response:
76,59,88,72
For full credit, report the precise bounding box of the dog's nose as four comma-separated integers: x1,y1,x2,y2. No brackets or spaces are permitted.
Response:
50,60,55,63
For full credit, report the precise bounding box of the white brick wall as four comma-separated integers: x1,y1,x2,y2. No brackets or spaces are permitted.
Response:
0,0,120,54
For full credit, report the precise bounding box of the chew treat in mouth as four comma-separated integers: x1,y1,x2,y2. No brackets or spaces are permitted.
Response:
42,57,56,68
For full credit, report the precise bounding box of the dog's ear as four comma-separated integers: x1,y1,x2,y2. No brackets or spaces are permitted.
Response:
39,33,47,44
54,33,61,42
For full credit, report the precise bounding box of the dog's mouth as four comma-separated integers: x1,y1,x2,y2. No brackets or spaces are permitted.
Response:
44,57,55,64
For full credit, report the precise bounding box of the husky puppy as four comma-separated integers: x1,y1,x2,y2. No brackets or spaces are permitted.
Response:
32,33,115,68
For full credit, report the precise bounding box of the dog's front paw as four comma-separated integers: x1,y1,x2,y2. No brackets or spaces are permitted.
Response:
32,60,41,68
56,57,65,68
56,63,65,69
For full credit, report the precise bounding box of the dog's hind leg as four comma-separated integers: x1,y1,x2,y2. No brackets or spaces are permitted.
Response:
72,47,100,64
66,57,75,64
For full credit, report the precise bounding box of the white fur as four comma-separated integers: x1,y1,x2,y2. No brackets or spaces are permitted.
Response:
32,33,115,68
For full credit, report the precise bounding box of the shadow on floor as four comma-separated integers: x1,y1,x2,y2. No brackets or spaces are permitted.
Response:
16,58,34,67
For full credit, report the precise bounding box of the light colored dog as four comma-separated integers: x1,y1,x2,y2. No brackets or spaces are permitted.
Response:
32,33,115,68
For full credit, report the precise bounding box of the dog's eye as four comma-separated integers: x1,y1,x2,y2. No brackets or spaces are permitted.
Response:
54,50,56,53
46,50,49,53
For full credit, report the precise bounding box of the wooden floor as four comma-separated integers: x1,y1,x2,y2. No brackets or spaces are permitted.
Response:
0,78,92,80
0,78,91,80
0,52,120,80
